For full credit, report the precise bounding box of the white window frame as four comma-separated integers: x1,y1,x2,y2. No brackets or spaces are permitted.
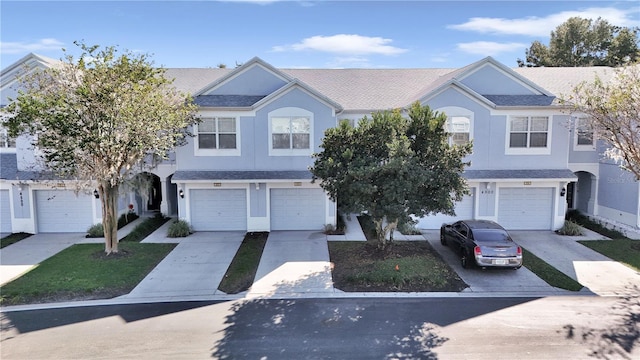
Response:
573,116,596,151
505,115,551,155
268,107,313,156
194,116,241,156
436,106,474,148
0,127,16,153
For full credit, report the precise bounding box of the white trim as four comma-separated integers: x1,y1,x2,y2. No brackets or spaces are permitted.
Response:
572,116,596,152
436,106,474,147
268,107,314,157
504,115,552,155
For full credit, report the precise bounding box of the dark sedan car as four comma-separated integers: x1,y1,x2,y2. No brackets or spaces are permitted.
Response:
440,220,523,269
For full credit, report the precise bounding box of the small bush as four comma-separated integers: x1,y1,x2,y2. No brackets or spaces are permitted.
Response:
167,219,192,238
556,220,584,236
117,213,139,228
87,223,104,238
398,220,421,235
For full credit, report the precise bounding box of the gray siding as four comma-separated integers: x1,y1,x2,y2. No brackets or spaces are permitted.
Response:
209,65,287,96
598,163,639,214
460,65,536,95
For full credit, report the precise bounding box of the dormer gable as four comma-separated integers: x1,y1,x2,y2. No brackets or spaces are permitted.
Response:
413,57,555,109
1,53,60,105
195,57,292,97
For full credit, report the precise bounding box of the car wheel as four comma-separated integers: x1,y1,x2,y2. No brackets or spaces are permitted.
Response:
461,250,469,269
514,265,522,270
440,233,447,246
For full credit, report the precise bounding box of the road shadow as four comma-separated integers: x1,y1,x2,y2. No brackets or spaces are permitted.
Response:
0,300,218,336
211,296,536,359
561,284,640,359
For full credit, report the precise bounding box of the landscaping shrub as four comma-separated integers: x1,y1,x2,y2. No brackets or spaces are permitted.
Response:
118,212,139,228
398,220,421,235
167,219,192,238
87,223,104,237
556,220,583,236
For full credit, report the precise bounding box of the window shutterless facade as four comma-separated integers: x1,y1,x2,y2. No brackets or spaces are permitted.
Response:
268,107,313,156
506,115,551,155
575,117,595,149
195,117,240,156
446,116,471,146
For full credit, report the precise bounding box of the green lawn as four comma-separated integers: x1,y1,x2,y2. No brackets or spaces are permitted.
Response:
521,248,584,291
218,232,268,294
578,239,640,271
0,242,176,305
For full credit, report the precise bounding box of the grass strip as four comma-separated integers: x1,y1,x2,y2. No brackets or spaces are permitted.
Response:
120,215,170,242
521,248,583,291
578,239,640,272
218,232,268,294
0,232,32,249
0,242,176,305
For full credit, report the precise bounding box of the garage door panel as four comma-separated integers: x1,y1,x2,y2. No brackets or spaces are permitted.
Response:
271,188,325,231
415,194,474,229
498,187,552,230
0,190,11,233
36,190,93,232
190,189,247,231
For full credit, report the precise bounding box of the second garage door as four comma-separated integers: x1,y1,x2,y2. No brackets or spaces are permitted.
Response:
190,189,247,231
271,188,325,230
415,193,475,229
498,187,553,230
35,190,94,232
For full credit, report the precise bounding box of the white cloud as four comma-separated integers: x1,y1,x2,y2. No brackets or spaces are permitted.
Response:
1,38,65,54
272,34,408,56
448,7,640,37
456,41,528,56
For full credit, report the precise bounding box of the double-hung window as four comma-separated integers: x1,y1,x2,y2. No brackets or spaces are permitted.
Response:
507,115,550,154
196,117,239,156
574,117,595,150
0,127,16,153
446,116,471,146
269,107,313,156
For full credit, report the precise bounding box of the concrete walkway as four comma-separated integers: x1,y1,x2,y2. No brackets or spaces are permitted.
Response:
248,231,335,298
0,217,144,286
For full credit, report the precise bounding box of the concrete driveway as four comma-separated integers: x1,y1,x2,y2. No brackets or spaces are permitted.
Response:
511,230,640,296
248,231,335,298
422,230,563,295
123,224,245,300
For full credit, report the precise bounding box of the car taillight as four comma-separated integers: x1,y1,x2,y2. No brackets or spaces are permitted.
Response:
474,246,481,256
516,246,522,256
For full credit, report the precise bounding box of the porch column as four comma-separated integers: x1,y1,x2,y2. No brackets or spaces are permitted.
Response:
160,179,169,215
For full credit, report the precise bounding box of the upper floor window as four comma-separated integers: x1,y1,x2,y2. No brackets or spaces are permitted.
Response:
0,128,16,152
575,117,595,149
195,117,240,156
505,115,551,155
269,107,313,156
446,116,471,146
272,116,310,149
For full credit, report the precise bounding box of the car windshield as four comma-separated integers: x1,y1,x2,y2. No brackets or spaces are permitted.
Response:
473,229,511,242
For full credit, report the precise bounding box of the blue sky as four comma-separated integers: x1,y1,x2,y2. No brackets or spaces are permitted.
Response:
1,1,639,69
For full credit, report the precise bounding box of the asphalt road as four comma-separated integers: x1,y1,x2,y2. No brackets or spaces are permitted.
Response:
1,296,638,359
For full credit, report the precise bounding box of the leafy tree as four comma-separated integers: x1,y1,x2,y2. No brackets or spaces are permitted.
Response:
563,65,640,180
518,17,639,67
311,102,472,249
2,42,198,254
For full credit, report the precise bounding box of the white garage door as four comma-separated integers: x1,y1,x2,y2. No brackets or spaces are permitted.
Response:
415,193,474,229
498,187,553,230
271,188,325,230
0,190,12,233
190,189,247,231
35,190,93,232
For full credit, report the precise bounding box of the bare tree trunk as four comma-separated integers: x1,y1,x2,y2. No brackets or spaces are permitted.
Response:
373,218,399,250
99,182,119,254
